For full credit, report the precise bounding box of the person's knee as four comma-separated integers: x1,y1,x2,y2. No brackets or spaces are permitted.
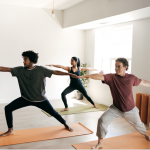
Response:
61,92,66,98
98,117,102,125
5,105,11,112
98,116,107,125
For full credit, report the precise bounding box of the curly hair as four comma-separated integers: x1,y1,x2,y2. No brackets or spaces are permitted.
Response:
116,58,129,71
22,50,39,64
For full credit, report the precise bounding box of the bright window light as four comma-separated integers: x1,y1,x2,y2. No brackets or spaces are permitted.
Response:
94,25,133,74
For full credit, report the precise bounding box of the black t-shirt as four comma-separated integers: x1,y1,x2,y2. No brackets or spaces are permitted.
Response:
10,66,53,102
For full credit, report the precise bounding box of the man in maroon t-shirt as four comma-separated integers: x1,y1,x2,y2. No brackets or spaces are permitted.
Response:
79,58,150,149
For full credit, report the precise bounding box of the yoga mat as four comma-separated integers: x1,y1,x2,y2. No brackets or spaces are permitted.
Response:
141,94,149,124
135,93,142,116
41,104,108,117
0,123,93,147
72,130,150,149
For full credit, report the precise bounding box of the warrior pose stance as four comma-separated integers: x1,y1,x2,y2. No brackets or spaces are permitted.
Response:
79,58,150,149
0,51,78,137
46,57,98,112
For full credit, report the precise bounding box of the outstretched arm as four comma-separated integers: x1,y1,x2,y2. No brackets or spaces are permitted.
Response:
79,73,104,81
0,67,11,72
46,65,70,72
52,70,78,79
139,80,150,87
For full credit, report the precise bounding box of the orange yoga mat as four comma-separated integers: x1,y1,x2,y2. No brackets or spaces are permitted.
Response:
72,130,150,149
0,123,93,147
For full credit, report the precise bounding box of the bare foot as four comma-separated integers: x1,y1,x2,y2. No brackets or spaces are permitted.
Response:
92,143,103,149
94,105,99,109
145,134,150,141
64,124,73,132
0,130,14,137
61,108,69,112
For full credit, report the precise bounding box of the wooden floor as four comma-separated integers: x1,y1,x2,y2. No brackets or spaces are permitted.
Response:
0,98,149,149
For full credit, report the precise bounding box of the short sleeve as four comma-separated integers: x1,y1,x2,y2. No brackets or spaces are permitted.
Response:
103,74,112,85
42,66,53,78
10,67,22,77
132,75,142,86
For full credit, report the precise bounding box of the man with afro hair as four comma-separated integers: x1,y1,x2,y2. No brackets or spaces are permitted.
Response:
0,50,78,137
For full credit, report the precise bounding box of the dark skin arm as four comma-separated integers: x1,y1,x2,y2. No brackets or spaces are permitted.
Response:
0,67,11,72
52,70,78,78
0,67,78,78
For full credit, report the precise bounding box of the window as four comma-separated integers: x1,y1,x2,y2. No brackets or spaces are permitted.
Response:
94,25,133,74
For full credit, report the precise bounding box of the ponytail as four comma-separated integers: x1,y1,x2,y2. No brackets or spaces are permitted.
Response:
77,58,80,67
72,57,80,67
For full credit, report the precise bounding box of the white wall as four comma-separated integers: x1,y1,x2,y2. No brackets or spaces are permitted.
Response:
63,0,150,28
0,4,85,103
85,18,150,106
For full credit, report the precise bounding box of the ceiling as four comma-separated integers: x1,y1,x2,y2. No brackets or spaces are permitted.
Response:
0,0,86,10
69,7,150,30
0,0,149,30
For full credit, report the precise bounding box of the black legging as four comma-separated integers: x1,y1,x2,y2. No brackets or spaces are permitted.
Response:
61,83,95,108
5,97,66,128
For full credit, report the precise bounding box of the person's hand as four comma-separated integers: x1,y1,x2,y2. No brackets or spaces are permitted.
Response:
70,74,78,78
76,76,82,79
78,76,82,78
84,76,90,79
